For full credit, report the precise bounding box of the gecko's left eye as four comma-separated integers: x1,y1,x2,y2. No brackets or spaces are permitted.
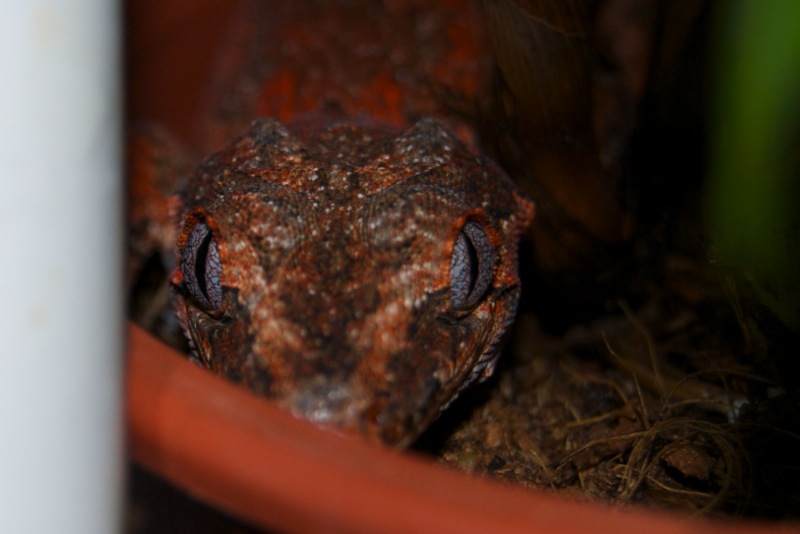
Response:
449,221,495,310
181,222,222,310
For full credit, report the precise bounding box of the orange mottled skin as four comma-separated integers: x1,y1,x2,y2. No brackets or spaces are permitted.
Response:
200,0,488,149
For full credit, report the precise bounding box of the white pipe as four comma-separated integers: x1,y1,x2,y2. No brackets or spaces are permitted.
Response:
0,1,123,532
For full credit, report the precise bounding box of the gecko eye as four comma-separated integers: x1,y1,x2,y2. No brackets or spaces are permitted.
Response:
449,221,494,310
181,222,222,310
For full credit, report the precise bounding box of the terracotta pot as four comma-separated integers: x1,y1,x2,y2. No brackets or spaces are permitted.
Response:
126,323,798,534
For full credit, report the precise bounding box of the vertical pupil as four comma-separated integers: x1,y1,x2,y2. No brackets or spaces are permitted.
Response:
194,228,213,301
464,234,479,296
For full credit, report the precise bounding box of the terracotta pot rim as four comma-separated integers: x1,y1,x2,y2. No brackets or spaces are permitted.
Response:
126,322,798,534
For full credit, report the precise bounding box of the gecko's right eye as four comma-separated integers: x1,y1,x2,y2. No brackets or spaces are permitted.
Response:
181,222,222,310
449,221,495,311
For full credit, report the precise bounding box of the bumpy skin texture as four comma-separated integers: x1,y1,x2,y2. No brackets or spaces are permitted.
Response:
127,0,535,446
170,117,533,445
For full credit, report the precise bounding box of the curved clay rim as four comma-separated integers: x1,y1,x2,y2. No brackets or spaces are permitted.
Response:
127,323,798,534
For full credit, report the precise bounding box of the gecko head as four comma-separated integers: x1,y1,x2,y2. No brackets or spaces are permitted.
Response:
171,118,534,446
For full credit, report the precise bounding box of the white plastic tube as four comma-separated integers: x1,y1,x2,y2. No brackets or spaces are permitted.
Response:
0,1,123,532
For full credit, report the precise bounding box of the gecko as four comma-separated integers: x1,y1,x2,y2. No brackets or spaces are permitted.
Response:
129,0,533,446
